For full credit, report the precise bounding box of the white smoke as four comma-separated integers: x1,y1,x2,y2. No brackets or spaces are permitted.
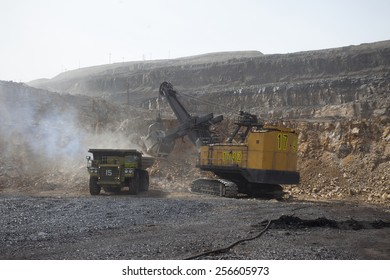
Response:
0,82,145,193
0,97,83,163
30,111,84,159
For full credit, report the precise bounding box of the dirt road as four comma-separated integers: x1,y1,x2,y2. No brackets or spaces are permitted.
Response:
1,190,390,260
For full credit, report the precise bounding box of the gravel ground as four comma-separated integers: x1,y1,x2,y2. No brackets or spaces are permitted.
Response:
1,191,390,260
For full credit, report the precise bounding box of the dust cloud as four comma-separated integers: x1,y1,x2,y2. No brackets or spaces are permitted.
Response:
0,82,144,195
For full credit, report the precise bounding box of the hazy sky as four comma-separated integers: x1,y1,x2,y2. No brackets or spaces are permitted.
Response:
1,0,390,82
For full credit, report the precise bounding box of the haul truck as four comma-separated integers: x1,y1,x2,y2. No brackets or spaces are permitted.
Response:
86,149,154,195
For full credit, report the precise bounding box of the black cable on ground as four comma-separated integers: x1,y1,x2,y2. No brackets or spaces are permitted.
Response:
183,205,314,260
184,219,272,260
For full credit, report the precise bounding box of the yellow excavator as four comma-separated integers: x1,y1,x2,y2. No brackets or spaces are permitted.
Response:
143,82,299,197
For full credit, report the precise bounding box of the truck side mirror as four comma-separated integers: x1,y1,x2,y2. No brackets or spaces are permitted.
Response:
86,156,92,168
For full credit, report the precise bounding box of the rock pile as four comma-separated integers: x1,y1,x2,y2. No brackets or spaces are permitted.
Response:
284,118,390,206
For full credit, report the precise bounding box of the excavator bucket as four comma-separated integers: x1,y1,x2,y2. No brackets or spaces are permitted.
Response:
142,119,175,157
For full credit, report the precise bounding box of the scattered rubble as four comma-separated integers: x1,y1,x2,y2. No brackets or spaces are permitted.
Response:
2,194,390,259
284,118,390,206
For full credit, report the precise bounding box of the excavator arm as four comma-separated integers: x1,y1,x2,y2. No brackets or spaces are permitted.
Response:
143,82,223,157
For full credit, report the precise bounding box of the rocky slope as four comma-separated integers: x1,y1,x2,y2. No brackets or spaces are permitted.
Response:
29,41,390,117
289,118,390,205
28,51,264,102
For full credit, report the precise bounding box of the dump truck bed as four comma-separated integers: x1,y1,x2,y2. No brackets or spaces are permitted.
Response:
88,149,155,169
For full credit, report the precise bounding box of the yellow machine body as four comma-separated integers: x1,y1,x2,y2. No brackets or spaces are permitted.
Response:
197,126,299,187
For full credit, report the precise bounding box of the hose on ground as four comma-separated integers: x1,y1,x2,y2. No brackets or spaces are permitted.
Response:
184,205,312,260
185,219,272,260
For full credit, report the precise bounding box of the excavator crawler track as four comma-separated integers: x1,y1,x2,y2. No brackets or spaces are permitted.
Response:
191,178,239,198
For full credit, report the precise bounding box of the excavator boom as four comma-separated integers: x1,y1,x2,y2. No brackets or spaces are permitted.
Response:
143,82,223,157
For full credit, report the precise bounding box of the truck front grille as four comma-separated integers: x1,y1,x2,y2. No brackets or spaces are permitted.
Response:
99,166,120,181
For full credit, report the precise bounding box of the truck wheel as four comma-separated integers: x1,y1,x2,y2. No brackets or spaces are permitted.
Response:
89,177,101,195
129,173,139,195
143,172,149,192
139,170,148,192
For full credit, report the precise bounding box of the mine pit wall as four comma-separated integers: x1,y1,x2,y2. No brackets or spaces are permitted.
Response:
206,75,389,119
29,41,390,105
288,118,390,205
142,74,389,121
